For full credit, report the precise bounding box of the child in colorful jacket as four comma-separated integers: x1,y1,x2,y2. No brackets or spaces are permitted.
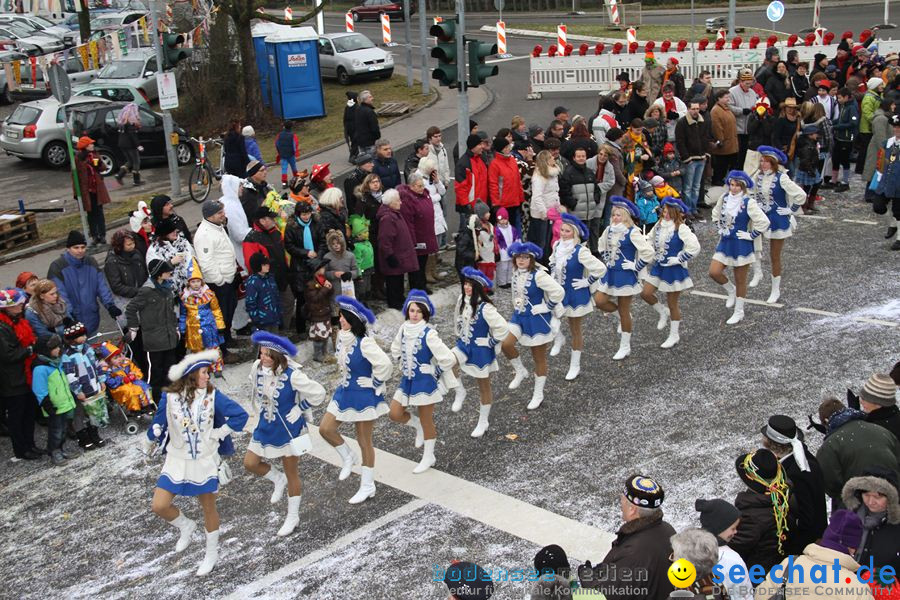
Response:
245,252,282,332
98,341,152,413
32,334,78,464
348,211,374,301
179,259,225,374
61,320,108,449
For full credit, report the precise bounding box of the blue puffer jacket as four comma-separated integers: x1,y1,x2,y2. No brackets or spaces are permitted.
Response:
244,273,282,327
46,252,115,335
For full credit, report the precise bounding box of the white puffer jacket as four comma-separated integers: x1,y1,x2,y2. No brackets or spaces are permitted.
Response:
530,167,560,219
193,218,237,286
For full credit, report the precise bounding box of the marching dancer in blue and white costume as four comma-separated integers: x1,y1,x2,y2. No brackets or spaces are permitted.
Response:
548,213,606,380
143,350,248,576
709,170,770,325
593,197,655,360
640,197,701,349
388,290,458,473
500,242,564,410
451,267,509,438
243,331,326,537
318,296,392,504
747,146,807,303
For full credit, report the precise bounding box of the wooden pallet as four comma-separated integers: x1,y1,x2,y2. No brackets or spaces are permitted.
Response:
0,212,39,254
375,102,412,117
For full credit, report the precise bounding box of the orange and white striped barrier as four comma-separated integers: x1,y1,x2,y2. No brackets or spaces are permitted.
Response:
346,11,354,32
557,24,567,49
496,20,511,57
814,27,826,45
626,27,636,44
381,13,396,46
606,0,620,25
284,6,292,20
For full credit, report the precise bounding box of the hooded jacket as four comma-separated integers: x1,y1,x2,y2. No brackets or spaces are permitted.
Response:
193,218,237,286
729,488,797,573
47,251,115,335
104,247,148,303
454,150,488,212
842,470,900,573
559,161,598,221
125,279,179,352
488,152,525,209
755,544,874,600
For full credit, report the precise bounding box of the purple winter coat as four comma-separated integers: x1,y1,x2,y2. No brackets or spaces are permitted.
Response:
376,203,418,276
397,184,437,256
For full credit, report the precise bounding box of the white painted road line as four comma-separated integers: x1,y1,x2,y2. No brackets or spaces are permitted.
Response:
689,290,784,308
794,214,830,220
223,498,429,599
842,219,879,225
850,317,899,328
794,307,841,318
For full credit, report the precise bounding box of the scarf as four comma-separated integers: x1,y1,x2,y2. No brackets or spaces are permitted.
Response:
295,216,314,251
27,296,69,330
663,67,675,87
766,423,811,472
0,312,36,384
663,96,676,116
724,192,744,218
554,239,576,270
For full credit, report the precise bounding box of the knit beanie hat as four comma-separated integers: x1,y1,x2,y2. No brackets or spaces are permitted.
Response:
37,334,62,356
492,136,511,154
695,498,740,537
820,509,864,553
474,201,490,220
466,134,482,150
148,259,175,279
201,198,224,219
66,230,87,248
860,373,897,407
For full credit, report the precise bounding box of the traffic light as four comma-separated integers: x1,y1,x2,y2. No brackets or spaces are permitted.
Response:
430,18,459,88
467,40,498,87
162,33,192,70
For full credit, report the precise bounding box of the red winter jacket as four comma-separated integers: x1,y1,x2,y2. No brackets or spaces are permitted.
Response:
488,153,524,209
453,150,488,211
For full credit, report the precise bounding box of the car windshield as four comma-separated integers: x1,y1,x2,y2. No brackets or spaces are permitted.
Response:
91,16,121,28
31,16,57,27
7,105,41,125
3,23,34,36
333,34,375,53
97,59,145,78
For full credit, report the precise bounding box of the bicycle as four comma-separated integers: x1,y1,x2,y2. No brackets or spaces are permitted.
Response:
188,136,224,203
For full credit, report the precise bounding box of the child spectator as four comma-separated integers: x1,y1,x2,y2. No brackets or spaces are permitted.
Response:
650,174,681,200
494,207,521,288
32,334,78,465
243,126,262,162
471,201,496,281
179,259,226,376
61,320,108,450
275,120,300,189
795,123,823,213
348,205,374,302
656,143,683,194
635,178,661,231
98,341,152,413
324,229,359,299
304,257,334,363
244,252,282,334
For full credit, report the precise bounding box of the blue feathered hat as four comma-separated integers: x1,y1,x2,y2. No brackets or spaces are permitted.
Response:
461,266,493,291
726,170,754,189
168,349,221,382
336,295,375,324
610,195,639,219
508,241,543,259
756,145,788,165
403,289,435,317
560,213,589,240
660,196,690,214
251,330,298,357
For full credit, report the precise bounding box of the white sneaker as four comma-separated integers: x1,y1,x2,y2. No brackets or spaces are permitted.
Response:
565,350,581,381
726,298,745,325
195,530,219,576
451,384,466,413
413,439,436,474
723,282,737,308
527,375,547,410
612,332,632,360
470,404,491,438
766,275,781,304
653,303,670,330
348,466,376,504
408,415,424,449
334,443,358,481
660,321,681,349
508,357,528,390
170,514,197,553
549,332,564,357
276,496,301,537
266,469,287,504
749,256,763,288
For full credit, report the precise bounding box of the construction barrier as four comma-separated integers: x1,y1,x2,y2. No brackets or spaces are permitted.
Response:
381,13,396,46
497,20,509,57
346,11,354,32
557,24,567,50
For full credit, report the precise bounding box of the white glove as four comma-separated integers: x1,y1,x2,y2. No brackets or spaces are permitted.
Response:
211,426,232,441
285,405,303,424
141,437,157,456
621,260,637,271
474,336,491,347
127,328,138,342
151,423,162,439
303,408,314,425
663,256,682,267
356,376,375,389
736,230,754,241
531,302,550,315
776,206,793,216
572,278,590,290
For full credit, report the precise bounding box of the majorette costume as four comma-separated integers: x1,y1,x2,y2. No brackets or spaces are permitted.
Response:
548,214,606,381
98,341,152,413
595,197,655,297
143,350,248,577
711,170,771,325
180,258,225,374
750,146,808,304
641,197,701,349
506,241,564,411
246,331,326,537
327,296,392,504
451,267,509,438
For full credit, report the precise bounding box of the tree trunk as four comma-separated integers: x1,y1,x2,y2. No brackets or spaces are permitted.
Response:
233,13,264,123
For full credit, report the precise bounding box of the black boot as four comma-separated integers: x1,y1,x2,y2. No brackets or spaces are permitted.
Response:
115,167,126,184
76,428,96,451
885,226,898,240
133,171,143,186
312,341,324,363
88,425,106,448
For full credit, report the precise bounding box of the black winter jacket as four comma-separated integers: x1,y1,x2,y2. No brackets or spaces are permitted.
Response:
284,216,321,290
729,488,797,573
0,314,34,397
867,405,900,444
124,280,178,352
765,72,791,109
352,103,380,148
782,450,829,556
795,136,819,175
343,167,369,209
104,249,148,299
316,206,351,257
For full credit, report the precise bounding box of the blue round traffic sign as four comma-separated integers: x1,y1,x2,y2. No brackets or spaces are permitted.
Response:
766,0,785,23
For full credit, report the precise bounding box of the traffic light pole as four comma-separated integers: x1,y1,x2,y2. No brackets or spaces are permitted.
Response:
149,0,181,198
455,0,469,157
418,0,428,95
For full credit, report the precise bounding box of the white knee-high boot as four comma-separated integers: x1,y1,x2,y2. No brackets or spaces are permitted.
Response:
652,302,669,330
471,404,491,438
613,332,632,360
727,298,745,325
265,467,287,504
277,495,301,537
407,414,424,448
195,529,219,576
661,321,681,348
549,331,565,357
413,439,436,474
170,513,197,553
348,466,376,504
451,383,466,412
527,375,547,410
766,275,782,304
334,443,358,481
721,281,737,308
508,357,528,389
565,350,582,380
749,254,763,287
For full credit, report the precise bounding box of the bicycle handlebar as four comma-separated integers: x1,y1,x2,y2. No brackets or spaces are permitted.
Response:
189,137,223,145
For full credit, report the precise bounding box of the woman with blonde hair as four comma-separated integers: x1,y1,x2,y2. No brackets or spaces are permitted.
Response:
528,150,560,255
25,279,71,342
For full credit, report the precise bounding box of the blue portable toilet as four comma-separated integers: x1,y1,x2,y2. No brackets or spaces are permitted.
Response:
265,26,325,120
251,22,291,107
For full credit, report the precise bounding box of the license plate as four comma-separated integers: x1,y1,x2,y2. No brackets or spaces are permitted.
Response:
6,131,18,139
367,65,383,72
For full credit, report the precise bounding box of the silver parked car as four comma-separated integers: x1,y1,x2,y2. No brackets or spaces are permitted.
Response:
317,32,393,86
0,49,28,104
704,16,744,33
10,56,99,102
0,14,72,43
0,95,110,168
0,21,65,54
89,48,159,101
63,10,145,46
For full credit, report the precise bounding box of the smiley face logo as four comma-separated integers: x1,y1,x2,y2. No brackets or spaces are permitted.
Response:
668,558,697,588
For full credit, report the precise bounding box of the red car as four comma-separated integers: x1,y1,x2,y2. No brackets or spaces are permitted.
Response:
349,0,415,22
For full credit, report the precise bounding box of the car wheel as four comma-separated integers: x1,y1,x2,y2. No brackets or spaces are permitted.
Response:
176,141,194,166
337,67,352,86
42,140,69,168
96,149,116,176
352,11,359,21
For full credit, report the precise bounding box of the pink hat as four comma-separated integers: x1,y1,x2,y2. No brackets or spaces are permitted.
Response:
650,175,665,187
496,207,509,220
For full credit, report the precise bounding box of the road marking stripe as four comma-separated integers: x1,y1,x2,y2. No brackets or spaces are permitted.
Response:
688,290,783,308
223,498,429,599
794,214,830,220
850,317,899,328
691,292,897,326
841,219,878,225
793,307,840,317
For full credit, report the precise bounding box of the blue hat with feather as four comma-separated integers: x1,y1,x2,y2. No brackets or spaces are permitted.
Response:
251,330,298,357
461,266,493,290
336,295,376,324
610,195,639,219
403,289,435,317
560,213,589,240
508,241,543,259
726,170,754,189
660,196,690,214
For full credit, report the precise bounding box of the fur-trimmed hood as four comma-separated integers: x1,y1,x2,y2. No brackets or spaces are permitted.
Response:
842,474,900,525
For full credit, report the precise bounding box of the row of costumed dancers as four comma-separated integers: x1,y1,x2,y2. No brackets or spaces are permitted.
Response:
140,147,804,576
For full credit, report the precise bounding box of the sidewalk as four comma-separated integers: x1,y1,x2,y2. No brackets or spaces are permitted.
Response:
0,80,491,282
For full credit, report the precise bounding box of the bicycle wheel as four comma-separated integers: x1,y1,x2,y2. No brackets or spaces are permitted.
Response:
189,164,212,203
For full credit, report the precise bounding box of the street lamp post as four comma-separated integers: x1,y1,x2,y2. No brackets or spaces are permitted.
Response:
876,0,896,28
